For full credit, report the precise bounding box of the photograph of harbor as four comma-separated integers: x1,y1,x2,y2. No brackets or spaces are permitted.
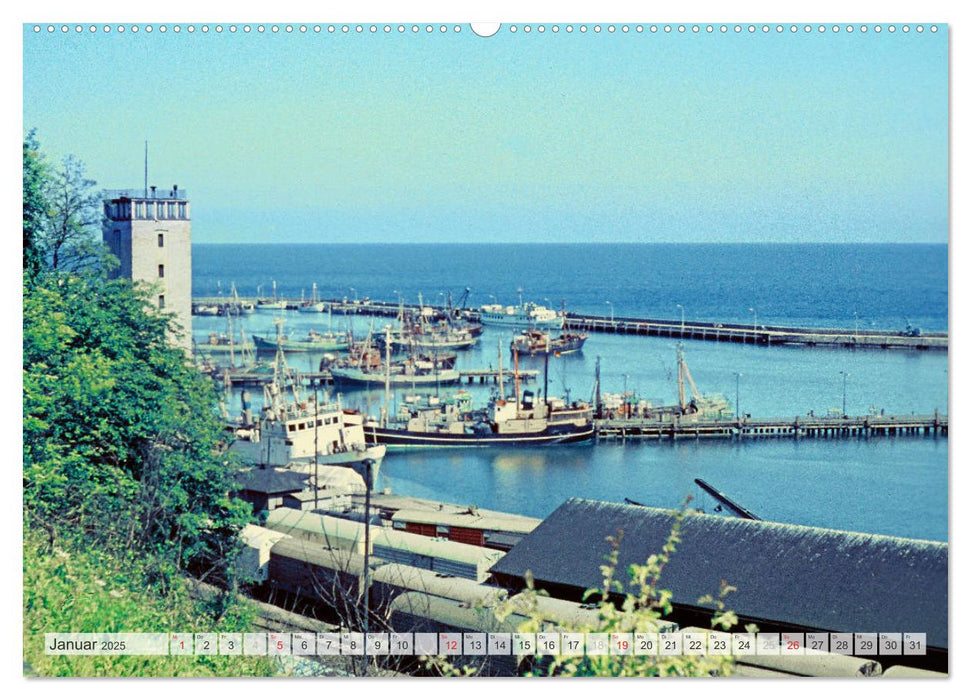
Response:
22,21,947,679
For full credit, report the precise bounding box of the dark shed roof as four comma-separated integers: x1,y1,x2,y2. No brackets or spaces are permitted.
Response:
490,498,948,649
234,469,308,495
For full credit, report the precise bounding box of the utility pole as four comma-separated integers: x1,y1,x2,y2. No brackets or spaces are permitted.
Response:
840,371,849,416
361,457,374,675
733,372,743,419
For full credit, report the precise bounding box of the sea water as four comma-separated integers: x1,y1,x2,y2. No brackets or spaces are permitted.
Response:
194,243,948,541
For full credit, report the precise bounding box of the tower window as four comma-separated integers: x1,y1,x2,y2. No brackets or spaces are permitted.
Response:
178,202,187,219
158,295,165,309
135,201,144,218
158,264,164,278
167,202,175,218
157,233,164,248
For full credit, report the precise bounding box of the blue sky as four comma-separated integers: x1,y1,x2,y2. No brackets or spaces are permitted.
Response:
22,23,948,243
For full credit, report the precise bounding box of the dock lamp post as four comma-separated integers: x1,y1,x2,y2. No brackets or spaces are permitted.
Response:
677,304,685,338
733,372,743,419
840,371,849,416
749,307,758,332
361,457,375,675
605,301,614,324
854,311,860,336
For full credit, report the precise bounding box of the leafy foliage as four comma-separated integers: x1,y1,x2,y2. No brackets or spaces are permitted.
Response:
23,527,272,677
23,129,48,281
24,130,253,602
41,154,112,273
23,270,252,577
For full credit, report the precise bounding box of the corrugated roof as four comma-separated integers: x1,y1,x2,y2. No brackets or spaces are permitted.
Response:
391,508,540,533
240,524,291,550
490,498,948,649
234,469,308,495
372,562,508,605
265,509,505,565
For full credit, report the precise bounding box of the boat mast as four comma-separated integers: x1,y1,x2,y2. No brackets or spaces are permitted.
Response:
514,346,521,413
677,343,687,412
594,356,602,418
543,342,550,413
383,326,391,428
227,309,236,368
497,336,504,399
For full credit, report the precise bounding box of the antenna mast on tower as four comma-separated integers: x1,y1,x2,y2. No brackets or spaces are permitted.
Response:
144,141,148,197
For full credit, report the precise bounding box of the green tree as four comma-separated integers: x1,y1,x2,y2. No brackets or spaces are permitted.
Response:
24,271,252,577
41,154,110,273
23,129,48,281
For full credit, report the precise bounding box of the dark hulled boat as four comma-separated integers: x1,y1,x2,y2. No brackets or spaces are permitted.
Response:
364,389,594,449
510,329,588,356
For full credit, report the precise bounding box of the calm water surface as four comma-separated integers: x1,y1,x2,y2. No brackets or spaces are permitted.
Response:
193,244,948,541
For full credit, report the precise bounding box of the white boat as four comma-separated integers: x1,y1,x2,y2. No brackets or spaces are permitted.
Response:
227,348,385,486
480,301,564,330
256,280,287,310
297,283,326,313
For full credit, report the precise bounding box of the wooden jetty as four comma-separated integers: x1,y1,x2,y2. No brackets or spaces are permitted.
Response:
193,296,947,351
459,369,537,384
595,412,947,441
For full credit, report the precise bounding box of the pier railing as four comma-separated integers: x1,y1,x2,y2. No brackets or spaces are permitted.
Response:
595,412,947,441
191,296,948,350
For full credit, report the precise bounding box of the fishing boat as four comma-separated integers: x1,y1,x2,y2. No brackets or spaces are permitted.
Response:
227,348,385,486
329,325,459,388
225,283,255,315
253,329,352,352
479,292,564,330
194,315,257,356
193,303,222,317
364,340,593,448
329,356,460,388
256,280,287,310
297,283,326,313
365,389,593,449
510,329,588,356
379,323,477,352
380,295,478,351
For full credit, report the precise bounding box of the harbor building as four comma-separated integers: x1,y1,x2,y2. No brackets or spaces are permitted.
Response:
490,498,948,672
103,186,192,352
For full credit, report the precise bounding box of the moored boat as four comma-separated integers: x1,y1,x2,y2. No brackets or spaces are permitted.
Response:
365,389,594,449
227,352,385,486
194,332,256,354
479,298,564,330
330,356,460,388
510,329,588,356
297,283,326,313
253,329,352,352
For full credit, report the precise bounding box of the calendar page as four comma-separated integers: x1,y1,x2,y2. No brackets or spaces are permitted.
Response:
20,7,949,684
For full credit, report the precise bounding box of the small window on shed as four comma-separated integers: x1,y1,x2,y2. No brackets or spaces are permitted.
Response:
393,521,407,530
436,525,450,536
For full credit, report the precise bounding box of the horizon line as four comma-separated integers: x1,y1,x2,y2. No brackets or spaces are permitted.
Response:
191,240,949,246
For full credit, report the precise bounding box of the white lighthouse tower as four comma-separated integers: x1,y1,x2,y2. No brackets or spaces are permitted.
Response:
103,184,192,353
